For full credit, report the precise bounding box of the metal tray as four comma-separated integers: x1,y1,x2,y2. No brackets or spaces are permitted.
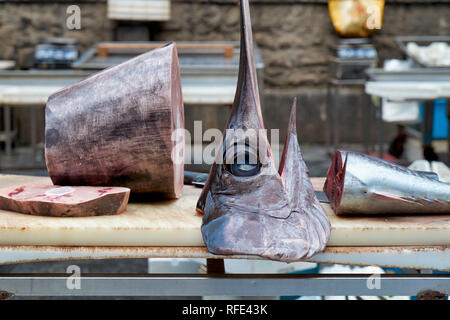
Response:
72,41,264,75
366,68,450,81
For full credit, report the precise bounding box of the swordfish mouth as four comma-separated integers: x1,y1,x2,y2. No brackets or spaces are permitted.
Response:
195,0,330,262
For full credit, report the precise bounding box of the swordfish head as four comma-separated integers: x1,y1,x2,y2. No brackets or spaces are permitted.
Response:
196,0,330,262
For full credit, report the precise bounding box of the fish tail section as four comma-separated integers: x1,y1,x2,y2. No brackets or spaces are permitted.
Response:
326,150,450,215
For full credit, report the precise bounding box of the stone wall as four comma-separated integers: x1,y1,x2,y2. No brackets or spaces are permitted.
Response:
0,1,112,68
156,1,333,89
155,0,450,90
0,0,449,145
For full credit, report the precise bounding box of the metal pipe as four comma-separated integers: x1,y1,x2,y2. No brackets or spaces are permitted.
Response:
0,274,448,297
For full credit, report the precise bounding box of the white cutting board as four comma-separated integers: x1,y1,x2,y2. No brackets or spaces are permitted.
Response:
0,174,449,246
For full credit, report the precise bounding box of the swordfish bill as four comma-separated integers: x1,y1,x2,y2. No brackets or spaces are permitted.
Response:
196,0,330,262
325,150,450,215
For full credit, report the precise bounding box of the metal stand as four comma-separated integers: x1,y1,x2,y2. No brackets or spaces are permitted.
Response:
1,105,13,156
1,246,448,298
376,102,384,157
423,100,435,146
327,79,373,153
206,259,225,274
366,79,450,163
0,104,43,169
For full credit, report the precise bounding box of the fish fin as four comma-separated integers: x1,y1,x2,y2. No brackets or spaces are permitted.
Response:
373,192,424,206
278,98,297,178
278,98,330,256
373,191,450,208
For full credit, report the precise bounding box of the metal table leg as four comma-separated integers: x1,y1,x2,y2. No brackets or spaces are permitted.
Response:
207,259,225,274
333,85,340,149
423,100,434,146
362,93,370,154
3,105,12,156
30,107,37,164
0,274,448,297
326,81,332,150
376,103,384,157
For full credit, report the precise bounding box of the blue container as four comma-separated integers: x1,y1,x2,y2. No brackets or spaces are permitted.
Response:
419,99,448,140
432,99,448,139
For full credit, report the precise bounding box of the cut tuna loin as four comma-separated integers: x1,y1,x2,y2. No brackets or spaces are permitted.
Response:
0,185,130,217
45,42,184,198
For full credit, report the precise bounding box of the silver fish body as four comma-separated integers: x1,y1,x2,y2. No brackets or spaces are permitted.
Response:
324,150,450,215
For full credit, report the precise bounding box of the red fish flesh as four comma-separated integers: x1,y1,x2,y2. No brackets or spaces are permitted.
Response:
0,185,130,217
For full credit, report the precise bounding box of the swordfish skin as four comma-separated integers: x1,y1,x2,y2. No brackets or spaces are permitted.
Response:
324,150,450,215
196,0,330,262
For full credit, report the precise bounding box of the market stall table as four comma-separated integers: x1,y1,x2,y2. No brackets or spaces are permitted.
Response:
0,174,448,298
365,69,450,158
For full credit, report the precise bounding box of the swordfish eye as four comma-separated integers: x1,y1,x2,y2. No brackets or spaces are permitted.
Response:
230,160,260,177
225,145,261,177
